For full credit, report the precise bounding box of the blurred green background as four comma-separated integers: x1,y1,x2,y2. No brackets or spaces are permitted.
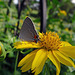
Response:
0,0,75,75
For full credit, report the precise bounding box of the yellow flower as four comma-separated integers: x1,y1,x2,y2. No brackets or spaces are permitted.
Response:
37,22,40,26
14,32,75,75
15,23,18,26
58,9,67,16
0,19,3,21
65,28,69,32
20,19,23,24
0,46,2,55
27,11,29,15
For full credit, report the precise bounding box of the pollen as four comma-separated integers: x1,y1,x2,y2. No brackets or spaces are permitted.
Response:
38,32,61,50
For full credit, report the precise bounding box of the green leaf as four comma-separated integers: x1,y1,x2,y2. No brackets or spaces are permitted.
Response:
0,42,6,60
52,0,59,5
66,71,75,75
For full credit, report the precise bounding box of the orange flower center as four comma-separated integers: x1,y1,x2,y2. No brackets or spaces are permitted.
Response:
38,32,61,50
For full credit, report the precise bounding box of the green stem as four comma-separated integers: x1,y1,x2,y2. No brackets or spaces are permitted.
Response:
14,51,19,75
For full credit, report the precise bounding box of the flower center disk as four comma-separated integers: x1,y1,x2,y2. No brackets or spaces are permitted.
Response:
39,32,61,50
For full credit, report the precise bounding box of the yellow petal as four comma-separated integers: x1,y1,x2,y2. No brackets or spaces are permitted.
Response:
34,57,47,75
32,49,47,70
53,50,75,68
14,41,41,49
18,49,38,67
47,51,60,75
21,55,34,72
60,41,72,47
59,46,75,59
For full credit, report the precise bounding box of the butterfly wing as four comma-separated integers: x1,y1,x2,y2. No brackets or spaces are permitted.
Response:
19,17,39,41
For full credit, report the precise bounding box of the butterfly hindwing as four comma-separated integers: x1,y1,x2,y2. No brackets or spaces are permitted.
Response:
19,17,39,41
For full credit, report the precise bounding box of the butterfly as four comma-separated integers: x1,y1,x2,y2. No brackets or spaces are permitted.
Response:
19,17,39,42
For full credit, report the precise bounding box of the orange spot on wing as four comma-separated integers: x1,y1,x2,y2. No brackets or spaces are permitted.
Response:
34,35,37,39
34,40,36,42
34,35,37,43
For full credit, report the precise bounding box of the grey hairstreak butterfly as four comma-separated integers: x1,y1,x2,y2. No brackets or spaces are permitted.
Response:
19,17,39,42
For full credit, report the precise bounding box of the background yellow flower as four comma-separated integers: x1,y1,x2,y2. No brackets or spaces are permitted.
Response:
0,47,2,55
58,9,67,16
